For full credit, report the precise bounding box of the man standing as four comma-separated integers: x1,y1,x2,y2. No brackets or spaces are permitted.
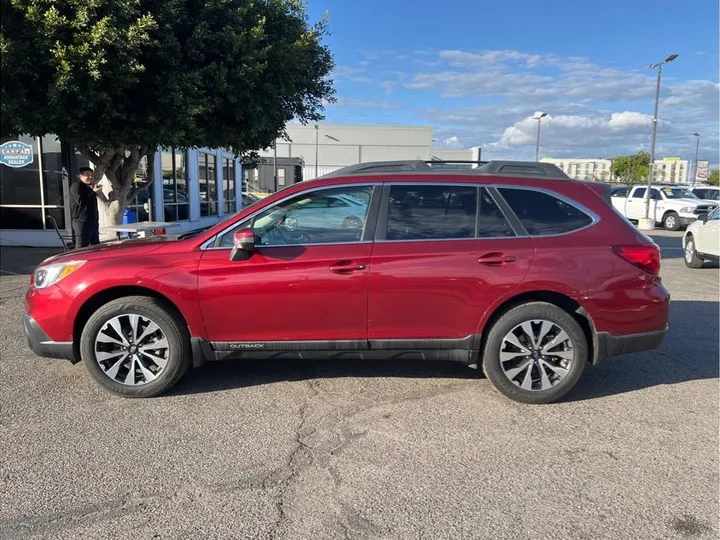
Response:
69,167,105,248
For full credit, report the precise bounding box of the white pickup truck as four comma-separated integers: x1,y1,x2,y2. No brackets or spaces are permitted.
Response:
610,185,718,231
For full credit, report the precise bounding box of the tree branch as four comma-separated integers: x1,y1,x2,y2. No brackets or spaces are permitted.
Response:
76,144,101,166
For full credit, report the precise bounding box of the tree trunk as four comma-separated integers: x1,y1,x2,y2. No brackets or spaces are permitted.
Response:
74,144,157,240
98,197,127,241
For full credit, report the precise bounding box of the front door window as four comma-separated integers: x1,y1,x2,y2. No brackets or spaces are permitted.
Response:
217,185,374,247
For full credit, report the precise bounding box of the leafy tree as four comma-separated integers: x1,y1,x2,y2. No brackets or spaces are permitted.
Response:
611,151,651,183
707,168,719,186
1,0,334,226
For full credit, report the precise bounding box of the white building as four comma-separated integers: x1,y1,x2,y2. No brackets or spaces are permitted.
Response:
246,124,477,192
541,157,690,183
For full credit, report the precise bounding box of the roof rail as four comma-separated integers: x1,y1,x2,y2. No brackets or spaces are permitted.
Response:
319,160,570,179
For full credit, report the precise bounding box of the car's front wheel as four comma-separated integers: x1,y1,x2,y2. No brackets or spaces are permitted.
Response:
482,302,588,404
80,296,192,397
684,235,704,268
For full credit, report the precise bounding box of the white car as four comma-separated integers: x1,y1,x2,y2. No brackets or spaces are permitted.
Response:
613,185,718,231
682,206,719,268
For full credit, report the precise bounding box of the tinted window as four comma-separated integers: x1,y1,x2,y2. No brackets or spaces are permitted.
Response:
387,185,477,240
633,188,646,199
650,189,662,200
218,186,373,247
611,187,628,197
498,188,593,236
477,188,515,238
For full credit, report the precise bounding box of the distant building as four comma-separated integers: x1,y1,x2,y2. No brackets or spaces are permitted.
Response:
541,156,690,183
541,158,614,181
245,124,478,193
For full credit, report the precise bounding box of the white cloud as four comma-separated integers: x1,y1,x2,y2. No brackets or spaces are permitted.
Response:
334,48,719,164
333,97,404,109
440,136,463,148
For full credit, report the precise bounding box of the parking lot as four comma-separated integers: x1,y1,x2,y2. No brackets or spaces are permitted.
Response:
0,230,717,540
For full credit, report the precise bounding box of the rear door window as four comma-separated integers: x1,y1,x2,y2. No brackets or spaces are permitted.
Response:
386,185,477,240
497,188,594,236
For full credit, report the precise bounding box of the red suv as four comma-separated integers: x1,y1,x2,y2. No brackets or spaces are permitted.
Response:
24,160,670,404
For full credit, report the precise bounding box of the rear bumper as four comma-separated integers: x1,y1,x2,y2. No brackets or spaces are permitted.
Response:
594,327,667,365
23,314,77,363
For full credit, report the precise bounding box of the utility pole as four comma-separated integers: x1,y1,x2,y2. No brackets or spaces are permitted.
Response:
692,133,700,187
641,53,678,227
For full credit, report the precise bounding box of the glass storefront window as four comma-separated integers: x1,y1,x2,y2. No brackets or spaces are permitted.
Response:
162,148,189,221
199,152,218,217
0,135,41,207
0,135,67,230
41,136,63,207
223,157,236,214
126,155,151,222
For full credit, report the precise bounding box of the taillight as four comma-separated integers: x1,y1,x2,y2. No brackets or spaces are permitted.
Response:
612,244,661,275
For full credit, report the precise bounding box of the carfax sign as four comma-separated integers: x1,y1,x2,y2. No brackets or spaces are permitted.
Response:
0,140,34,168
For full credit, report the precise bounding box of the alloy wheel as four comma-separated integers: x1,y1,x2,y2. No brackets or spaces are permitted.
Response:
685,240,695,263
499,319,574,391
94,314,170,386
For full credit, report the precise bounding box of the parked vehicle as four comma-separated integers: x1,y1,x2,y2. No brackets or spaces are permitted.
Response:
682,206,720,268
692,186,720,201
24,160,670,404
612,184,718,230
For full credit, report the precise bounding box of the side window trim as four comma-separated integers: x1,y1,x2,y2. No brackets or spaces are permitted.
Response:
206,182,380,249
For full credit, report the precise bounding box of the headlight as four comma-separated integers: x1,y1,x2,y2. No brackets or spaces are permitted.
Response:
679,207,694,214
33,261,86,289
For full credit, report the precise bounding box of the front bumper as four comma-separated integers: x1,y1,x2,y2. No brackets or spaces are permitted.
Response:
594,327,667,365
23,314,77,363
679,215,697,227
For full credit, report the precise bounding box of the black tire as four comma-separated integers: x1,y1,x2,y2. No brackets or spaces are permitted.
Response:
663,212,681,231
80,296,192,398
482,302,588,404
684,235,704,268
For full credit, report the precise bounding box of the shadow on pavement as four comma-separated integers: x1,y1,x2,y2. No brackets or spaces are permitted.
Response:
169,300,719,402
0,247,63,275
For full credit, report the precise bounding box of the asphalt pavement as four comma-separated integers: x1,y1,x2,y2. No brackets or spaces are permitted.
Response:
0,231,718,539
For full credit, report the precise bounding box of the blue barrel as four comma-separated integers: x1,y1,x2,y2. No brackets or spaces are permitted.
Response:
121,208,138,238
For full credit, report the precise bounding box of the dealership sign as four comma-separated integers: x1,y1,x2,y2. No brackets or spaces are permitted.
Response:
0,140,34,168
696,159,709,181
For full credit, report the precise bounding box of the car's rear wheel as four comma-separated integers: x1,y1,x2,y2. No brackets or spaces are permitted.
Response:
482,302,587,404
80,296,191,397
663,212,681,231
684,235,704,268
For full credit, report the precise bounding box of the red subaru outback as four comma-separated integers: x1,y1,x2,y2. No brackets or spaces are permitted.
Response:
24,160,669,404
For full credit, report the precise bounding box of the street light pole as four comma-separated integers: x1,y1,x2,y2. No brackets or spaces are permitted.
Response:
273,141,278,192
314,124,319,179
533,112,548,161
643,53,678,224
693,133,700,187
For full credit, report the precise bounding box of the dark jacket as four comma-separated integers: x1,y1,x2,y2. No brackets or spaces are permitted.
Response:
69,181,99,225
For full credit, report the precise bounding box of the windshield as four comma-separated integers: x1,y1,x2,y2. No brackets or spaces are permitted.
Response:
661,188,698,199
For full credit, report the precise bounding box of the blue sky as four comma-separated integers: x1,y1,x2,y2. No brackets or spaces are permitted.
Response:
305,0,719,165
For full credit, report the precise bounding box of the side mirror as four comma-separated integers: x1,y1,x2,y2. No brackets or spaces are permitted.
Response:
230,228,255,261
700,213,709,223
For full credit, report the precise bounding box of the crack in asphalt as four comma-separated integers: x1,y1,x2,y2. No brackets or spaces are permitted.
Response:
266,377,477,539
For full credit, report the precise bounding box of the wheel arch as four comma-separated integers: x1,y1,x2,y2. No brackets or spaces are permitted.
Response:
72,286,190,361
477,290,599,366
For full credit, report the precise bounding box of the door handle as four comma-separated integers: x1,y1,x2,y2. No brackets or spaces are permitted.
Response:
478,253,516,266
329,261,367,273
